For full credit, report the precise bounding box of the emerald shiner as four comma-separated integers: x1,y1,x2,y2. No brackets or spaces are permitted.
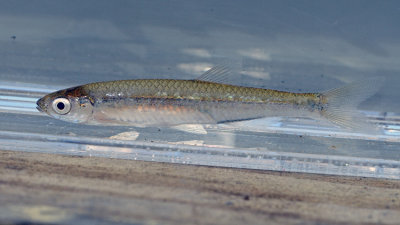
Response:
37,66,381,133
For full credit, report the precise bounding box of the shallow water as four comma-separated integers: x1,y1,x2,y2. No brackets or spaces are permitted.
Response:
1,0,400,178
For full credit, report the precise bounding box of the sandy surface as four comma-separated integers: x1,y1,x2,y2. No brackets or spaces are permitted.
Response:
0,150,399,225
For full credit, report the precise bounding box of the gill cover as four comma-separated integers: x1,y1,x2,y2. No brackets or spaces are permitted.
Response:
36,86,94,124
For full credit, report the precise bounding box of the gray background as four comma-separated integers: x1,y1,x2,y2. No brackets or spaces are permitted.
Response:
0,0,398,112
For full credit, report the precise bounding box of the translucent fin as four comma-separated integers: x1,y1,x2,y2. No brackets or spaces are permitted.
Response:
195,65,231,84
321,77,384,133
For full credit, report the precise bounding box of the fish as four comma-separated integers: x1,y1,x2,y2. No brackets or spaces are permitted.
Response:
36,66,382,132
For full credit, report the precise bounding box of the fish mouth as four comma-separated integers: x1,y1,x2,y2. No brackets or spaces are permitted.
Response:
36,105,43,112
36,98,45,113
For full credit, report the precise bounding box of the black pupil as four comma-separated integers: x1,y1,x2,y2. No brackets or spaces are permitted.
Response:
57,102,65,110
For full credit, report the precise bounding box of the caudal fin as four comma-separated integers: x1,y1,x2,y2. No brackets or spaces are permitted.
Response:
321,77,384,133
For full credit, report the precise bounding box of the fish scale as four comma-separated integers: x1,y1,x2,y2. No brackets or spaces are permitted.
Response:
84,79,303,104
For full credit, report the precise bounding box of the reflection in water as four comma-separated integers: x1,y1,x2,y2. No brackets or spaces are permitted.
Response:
85,145,134,154
177,62,212,75
109,131,140,141
172,124,207,135
15,205,69,223
0,128,399,178
169,139,204,146
240,69,271,79
238,48,271,61
182,48,212,58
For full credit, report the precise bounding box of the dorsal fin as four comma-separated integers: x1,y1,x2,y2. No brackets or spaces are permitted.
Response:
195,65,231,84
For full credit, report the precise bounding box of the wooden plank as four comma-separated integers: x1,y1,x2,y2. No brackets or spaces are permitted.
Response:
0,150,399,225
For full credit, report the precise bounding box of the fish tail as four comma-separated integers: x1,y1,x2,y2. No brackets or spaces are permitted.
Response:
320,77,384,133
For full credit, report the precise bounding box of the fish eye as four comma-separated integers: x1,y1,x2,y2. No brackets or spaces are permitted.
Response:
52,98,71,115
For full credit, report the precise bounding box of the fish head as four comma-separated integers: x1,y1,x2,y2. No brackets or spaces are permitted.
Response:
36,86,94,124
